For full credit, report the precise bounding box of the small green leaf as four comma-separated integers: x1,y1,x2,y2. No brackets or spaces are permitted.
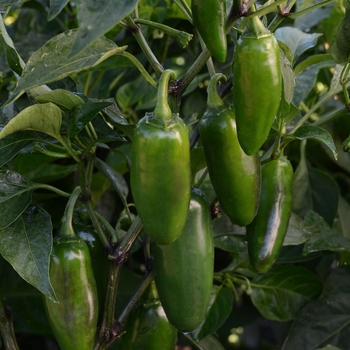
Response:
191,286,233,342
190,147,206,183
35,89,85,110
251,265,323,322
282,266,350,350
292,126,338,160
0,170,36,229
68,101,112,138
0,103,62,141
0,205,57,302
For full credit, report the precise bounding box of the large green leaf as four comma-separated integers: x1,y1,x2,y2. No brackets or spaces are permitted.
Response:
190,286,233,342
251,265,323,322
35,89,85,110
274,27,322,65
0,205,56,302
48,0,70,20
69,0,139,58
0,170,36,229
282,266,350,350
0,103,62,141
3,30,127,107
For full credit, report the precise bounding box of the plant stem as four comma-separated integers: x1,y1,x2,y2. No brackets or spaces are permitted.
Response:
286,0,334,19
0,292,19,350
117,271,154,327
121,52,157,88
124,16,164,77
34,184,71,197
94,264,122,350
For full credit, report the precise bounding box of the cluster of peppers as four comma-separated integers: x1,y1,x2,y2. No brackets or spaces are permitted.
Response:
43,4,294,349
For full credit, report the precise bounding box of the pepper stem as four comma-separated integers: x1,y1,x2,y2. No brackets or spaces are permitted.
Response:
154,69,177,120
207,73,227,110
58,186,82,238
244,4,271,38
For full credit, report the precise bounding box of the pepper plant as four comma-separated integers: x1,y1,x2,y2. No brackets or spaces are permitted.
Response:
0,0,350,349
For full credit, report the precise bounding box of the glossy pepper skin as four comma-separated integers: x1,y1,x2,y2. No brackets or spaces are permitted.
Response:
200,73,261,226
44,188,98,350
191,0,227,62
120,282,177,349
131,70,191,245
233,15,282,156
152,188,214,331
246,157,293,274
73,207,109,323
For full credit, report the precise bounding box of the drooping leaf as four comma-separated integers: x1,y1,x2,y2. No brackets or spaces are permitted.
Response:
0,205,57,302
0,103,62,141
190,286,233,342
69,0,139,58
3,30,127,107
287,125,338,160
94,157,129,210
48,0,70,20
251,265,323,322
282,266,350,350
0,170,36,229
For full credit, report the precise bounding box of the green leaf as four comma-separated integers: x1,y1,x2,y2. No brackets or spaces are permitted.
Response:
292,146,339,225
303,211,350,255
282,266,350,350
190,147,206,183
0,14,25,75
280,51,296,104
0,103,62,141
329,1,350,64
48,0,70,20
289,125,338,160
0,170,36,229
0,205,57,302
4,30,127,107
35,89,85,110
94,157,129,211
274,27,322,65
193,335,226,350
294,54,335,76
0,131,37,167
0,258,52,335
68,101,112,138
334,196,350,240
251,265,323,322
276,245,323,264
69,0,138,58
283,212,315,246
190,286,233,342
